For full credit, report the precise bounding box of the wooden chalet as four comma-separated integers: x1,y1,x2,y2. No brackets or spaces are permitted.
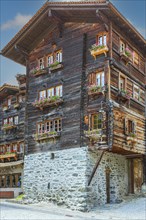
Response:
0,75,26,198
1,0,146,210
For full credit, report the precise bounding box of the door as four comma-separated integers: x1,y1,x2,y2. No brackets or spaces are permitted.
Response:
128,158,143,194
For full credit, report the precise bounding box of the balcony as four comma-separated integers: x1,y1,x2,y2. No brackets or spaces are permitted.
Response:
90,44,109,59
2,123,16,131
34,131,61,142
33,96,63,110
88,85,107,96
49,62,63,71
30,67,47,77
120,49,132,65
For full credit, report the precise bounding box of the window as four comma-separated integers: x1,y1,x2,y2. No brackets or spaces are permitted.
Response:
9,117,13,125
13,144,17,151
133,51,139,66
38,123,45,134
96,72,105,87
119,76,126,90
19,143,24,153
4,119,8,124
7,98,11,106
120,41,126,53
14,116,18,125
39,90,46,100
128,120,133,134
47,88,54,98
39,58,44,69
56,85,63,97
37,119,62,134
56,51,62,63
46,121,53,132
91,114,102,130
97,34,107,46
18,95,23,103
54,119,62,132
7,145,11,153
48,54,53,66
133,85,140,101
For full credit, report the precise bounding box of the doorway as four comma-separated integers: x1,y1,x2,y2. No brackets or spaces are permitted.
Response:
128,158,143,194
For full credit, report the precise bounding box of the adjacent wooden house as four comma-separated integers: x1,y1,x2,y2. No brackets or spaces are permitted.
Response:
1,0,146,210
0,75,26,198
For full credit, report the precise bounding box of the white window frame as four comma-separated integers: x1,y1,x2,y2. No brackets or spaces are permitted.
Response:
96,72,105,87
56,85,63,97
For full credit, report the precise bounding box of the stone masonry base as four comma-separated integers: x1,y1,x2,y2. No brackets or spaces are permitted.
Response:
23,147,128,211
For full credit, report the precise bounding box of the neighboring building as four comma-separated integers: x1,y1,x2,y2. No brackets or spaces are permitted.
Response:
1,0,146,211
0,75,26,198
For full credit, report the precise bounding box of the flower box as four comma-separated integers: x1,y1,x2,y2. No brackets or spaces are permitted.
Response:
2,105,8,111
13,103,20,109
90,44,109,59
88,85,106,96
2,124,16,131
126,136,137,144
48,61,63,71
118,90,131,102
30,68,47,77
120,49,132,65
85,129,103,140
34,131,61,142
0,152,17,161
33,96,63,110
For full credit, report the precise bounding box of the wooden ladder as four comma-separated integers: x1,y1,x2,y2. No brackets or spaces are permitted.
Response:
88,150,105,186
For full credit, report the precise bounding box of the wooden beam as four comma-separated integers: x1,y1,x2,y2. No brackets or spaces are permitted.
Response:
88,150,105,186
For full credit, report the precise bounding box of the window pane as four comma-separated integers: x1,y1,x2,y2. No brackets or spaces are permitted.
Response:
96,74,101,86
39,90,46,99
103,35,106,45
56,85,63,97
9,117,13,124
98,36,103,45
101,72,104,86
47,88,54,97
48,55,53,66
14,116,18,125
8,98,11,106
120,77,125,90
39,58,44,69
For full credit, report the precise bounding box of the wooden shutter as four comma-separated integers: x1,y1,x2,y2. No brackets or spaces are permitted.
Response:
89,73,96,85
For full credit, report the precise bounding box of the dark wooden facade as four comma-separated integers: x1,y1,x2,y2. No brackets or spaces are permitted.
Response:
1,1,146,193
0,75,26,162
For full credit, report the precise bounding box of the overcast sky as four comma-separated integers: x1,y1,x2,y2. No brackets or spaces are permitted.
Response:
0,0,146,86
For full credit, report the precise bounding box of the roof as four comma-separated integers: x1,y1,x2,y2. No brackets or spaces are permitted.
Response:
0,84,19,100
1,1,146,65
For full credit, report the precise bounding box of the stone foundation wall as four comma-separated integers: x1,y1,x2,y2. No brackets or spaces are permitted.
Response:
86,150,128,209
23,147,128,210
23,147,88,211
